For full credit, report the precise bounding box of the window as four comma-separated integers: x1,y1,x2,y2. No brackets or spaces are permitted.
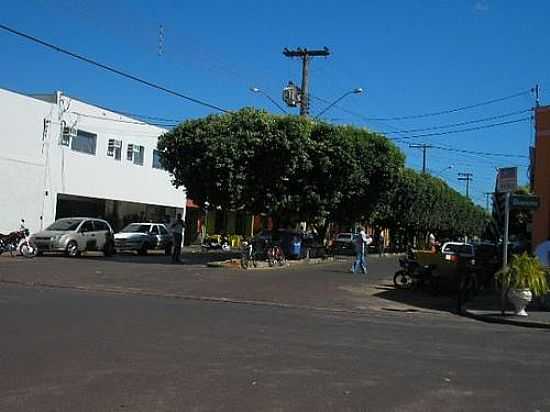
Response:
47,218,83,231
121,224,151,233
80,221,94,233
107,139,122,160
127,143,144,165
150,226,159,235
71,130,97,155
159,225,168,235
152,149,164,170
94,221,110,232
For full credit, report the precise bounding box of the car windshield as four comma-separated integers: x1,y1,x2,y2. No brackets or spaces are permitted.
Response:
46,219,83,231
444,244,473,254
120,224,151,233
336,234,352,240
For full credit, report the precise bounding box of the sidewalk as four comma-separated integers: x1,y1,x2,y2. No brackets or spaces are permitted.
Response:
463,292,550,329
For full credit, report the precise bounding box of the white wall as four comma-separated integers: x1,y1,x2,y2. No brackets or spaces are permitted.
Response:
0,88,54,233
0,88,187,234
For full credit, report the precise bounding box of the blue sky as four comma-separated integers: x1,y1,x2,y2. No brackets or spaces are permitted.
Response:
2,0,548,205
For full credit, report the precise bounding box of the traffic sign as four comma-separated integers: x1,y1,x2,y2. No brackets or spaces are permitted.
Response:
496,167,517,192
510,194,540,209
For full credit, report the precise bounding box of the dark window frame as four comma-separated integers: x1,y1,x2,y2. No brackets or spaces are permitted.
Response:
71,130,97,155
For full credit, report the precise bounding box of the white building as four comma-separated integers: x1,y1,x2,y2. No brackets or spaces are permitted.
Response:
0,87,186,234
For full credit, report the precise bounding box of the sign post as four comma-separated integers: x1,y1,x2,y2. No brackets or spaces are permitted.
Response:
501,192,510,315
496,167,518,193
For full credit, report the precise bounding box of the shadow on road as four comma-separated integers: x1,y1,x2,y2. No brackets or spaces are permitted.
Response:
35,250,241,266
372,283,459,313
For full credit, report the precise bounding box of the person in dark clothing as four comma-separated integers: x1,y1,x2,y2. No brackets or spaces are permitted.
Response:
170,213,185,263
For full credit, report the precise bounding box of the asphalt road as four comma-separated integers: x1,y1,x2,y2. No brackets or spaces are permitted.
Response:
2,256,550,411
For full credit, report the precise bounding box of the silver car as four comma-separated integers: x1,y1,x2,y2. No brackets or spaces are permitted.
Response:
30,217,115,257
114,223,173,256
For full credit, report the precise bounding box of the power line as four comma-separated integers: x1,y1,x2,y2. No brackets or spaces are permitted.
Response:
392,117,531,141
431,144,529,159
69,111,178,128
378,109,532,134
310,90,532,123
0,23,230,113
362,90,532,121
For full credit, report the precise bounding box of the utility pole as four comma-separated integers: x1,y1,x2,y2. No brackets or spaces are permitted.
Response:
483,192,492,211
534,83,540,107
458,172,473,198
409,144,433,174
283,47,330,117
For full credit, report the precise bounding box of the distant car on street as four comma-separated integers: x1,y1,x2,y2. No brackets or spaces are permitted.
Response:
114,223,173,256
332,232,359,255
30,217,115,257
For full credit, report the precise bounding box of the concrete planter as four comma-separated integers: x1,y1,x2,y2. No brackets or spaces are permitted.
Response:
508,288,533,317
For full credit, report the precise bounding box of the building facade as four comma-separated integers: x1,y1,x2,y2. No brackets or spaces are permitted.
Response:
532,105,550,249
0,87,186,234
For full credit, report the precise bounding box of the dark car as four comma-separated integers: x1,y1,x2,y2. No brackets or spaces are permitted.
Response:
332,233,358,255
471,242,501,289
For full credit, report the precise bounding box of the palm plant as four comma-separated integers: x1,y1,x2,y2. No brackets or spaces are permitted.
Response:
496,253,549,296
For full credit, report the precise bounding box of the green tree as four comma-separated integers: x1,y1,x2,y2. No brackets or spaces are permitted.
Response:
157,108,404,231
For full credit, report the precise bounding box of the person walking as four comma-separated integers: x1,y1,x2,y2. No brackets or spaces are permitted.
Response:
351,227,370,275
170,213,185,263
378,231,385,257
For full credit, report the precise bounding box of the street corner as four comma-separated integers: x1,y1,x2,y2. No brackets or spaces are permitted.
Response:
463,293,550,329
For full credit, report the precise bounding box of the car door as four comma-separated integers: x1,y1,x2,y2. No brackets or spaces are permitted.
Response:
92,220,109,250
78,220,96,251
149,225,161,249
158,225,171,248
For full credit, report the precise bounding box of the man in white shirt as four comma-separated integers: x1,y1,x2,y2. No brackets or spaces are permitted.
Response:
352,228,372,276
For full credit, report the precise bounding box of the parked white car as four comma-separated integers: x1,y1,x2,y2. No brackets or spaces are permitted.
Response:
30,217,115,257
114,223,173,255
440,242,474,260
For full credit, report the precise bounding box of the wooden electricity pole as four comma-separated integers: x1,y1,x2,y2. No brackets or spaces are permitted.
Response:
458,172,474,198
283,47,330,117
409,144,433,174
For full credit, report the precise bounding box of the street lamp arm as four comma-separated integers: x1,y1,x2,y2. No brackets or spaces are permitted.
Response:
263,93,288,114
314,88,363,119
249,87,287,114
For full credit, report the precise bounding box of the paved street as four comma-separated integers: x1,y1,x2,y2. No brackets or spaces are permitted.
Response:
2,255,550,411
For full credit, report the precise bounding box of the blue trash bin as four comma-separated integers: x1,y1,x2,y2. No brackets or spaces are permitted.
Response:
290,238,302,259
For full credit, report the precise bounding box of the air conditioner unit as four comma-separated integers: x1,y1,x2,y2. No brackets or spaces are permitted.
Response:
61,127,77,146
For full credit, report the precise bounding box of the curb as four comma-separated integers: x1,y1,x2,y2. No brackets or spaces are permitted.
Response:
462,308,550,330
207,257,336,270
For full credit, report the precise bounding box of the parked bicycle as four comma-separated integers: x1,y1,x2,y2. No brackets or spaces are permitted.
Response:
266,243,286,267
240,238,286,269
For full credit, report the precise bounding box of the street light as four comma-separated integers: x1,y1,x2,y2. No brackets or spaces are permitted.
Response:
435,165,454,176
314,88,363,119
249,87,288,114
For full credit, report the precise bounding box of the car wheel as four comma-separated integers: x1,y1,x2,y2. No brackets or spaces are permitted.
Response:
65,241,80,257
393,270,412,289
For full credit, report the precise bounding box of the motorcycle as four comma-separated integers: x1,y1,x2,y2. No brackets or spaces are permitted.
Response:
201,234,231,252
0,219,37,258
393,255,438,293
